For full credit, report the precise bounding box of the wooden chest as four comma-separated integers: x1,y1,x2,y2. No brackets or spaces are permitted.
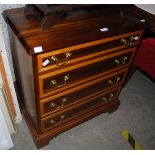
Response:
3,5,145,148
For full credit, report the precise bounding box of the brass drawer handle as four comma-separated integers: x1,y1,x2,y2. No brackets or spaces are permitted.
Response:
61,97,67,104
64,75,70,82
130,36,139,45
108,79,113,85
50,75,70,88
51,52,72,67
102,97,107,101
51,56,58,63
56,97,68,109
60,115,65,121
110,93,114,98
102,93,115,103
121,38,133,46
49,102,56,108
114,56,128,66
121,35,138,47
49,97,68,110
49,114,65,126
114,59,120,65
50,119,55,125
116,76,121,84
122,56,128,64
109,93,114,101
108,76,121,86
121,38,129,46
50,80,57,87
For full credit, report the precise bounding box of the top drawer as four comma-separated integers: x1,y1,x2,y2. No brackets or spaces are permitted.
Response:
37,30,143,73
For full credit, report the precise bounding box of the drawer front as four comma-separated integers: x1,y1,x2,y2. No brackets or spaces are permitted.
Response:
37,30,142,73
38,48,135,98
41,87,121,131
40,68,128,117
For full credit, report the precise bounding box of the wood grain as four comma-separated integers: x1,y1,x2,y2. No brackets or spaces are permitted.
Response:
4,5,145,149
41,87,120,131
37,30,142,73
40,70,127,117
3,6,145,55
38,48,135,98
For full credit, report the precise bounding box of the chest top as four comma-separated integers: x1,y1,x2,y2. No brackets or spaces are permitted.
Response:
3,4,146,55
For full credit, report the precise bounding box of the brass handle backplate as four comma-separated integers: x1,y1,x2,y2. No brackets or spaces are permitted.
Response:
108,76,121,86
51,52,72,66
122,56,128,64
49,114,65,126
108,80,113,85
50,75,70,88
102,97,107,101
121,35,137,46
57,97,68,109
60,115,65,121
50,119,55,125
121,38,129,46
49,97,68,110
50,80,57,87
114,56,128,66
49,102,56,108
102,93,115,103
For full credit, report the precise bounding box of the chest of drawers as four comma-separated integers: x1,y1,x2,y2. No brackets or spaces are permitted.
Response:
3,5,145,148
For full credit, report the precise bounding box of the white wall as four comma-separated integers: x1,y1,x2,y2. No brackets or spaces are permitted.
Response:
0,23,22,123
0,105,14,150
136,4,155,15
0,73,16,134
0,4,25,80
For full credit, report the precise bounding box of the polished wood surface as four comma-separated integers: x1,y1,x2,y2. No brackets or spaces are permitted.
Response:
39,48,135,98
9,29,38,127
41,70,127,117
42,87,120,131
38,30,142,73
4,4,145,148
40,68,128,103
3,6,145,55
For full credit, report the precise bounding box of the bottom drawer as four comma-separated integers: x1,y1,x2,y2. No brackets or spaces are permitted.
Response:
41,86,121,131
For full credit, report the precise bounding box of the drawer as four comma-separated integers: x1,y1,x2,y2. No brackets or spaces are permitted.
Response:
40,68,128,117
41,86,121,131
37,30,142,73
38,48,135,98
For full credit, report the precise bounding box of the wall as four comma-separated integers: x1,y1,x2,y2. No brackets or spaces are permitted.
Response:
0,5,24,122
0,103,14,149
0,4,25,80
136,4,155,15
0,72,16,134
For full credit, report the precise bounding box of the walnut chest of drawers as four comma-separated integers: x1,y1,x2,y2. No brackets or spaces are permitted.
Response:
3,5,145,148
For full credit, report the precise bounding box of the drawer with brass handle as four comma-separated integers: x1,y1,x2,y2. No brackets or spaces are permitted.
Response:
41,87,121,131
37,31,142,73
121,35,140,47
50,52,72,67
39,48,135,98
40,69,128,117
50,75,70,88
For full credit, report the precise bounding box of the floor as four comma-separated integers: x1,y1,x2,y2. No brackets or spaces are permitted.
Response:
11,70,155,150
